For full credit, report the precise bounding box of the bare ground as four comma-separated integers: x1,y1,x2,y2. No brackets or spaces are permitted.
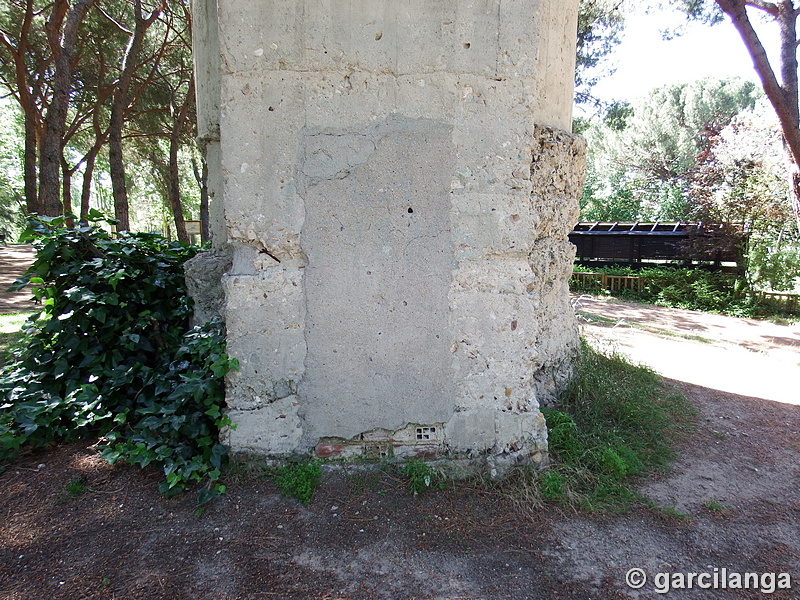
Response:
0,245,37,315
1,257,799,599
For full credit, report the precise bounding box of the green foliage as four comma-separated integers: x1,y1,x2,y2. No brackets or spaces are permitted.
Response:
689,100,795,269
400,458,444,495
541,340,694,510
538,468,568,501
746,237,800,293
582,77,762,223
636,267,744,312
571,265,790,317
575,0,625,107
97,322,234,501
0,102,25,237
0,213,237,501
603,100,633,131
271,458,322,505
669,0,724,25
65,477,88,495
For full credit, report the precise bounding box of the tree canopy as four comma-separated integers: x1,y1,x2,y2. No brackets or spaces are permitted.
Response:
576,0,626,107
582,77,761,221
668,0,800,232
0,0,201,240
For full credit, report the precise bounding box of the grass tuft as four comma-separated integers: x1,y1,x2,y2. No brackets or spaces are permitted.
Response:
540,338,696,511
703,499,730,514
65,477,88,496
400,458,444,495
271,458,322,505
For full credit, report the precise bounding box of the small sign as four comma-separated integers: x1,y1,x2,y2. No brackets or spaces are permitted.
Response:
185,220,202,236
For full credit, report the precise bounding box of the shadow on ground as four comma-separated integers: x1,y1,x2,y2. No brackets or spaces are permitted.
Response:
2,376,798,600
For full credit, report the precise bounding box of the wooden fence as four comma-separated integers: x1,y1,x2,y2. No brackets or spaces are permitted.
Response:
756,291,800,312
570,272,643,292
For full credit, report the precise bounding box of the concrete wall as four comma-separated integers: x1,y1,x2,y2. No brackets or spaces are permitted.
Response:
191,0,585,470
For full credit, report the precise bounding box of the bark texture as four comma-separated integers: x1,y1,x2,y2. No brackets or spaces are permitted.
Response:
38,0,96,217
108,0,163,232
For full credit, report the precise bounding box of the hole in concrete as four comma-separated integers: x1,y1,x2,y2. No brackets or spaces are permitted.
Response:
462,42,471,49
416,426,437,441
363,443,390,459
407,207,414,214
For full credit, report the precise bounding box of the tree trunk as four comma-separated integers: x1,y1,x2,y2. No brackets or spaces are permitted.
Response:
168,78,195,244
791,169,800,234
108,96,129,231
714,0,800,232
108,0,163,233
148,155,172,236
62,161,79,230
80,145,99,223
38,0,96,217
777,0,800,233
60,155,73,224
23,111,40,215
79,79,112,224
192,151,210,244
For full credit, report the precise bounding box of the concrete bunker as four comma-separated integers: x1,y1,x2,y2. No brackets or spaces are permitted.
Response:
189,0,587,472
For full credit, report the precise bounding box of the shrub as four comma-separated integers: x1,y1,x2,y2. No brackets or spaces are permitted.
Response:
0,213,236,502
636,267,744,312
746,238,800,293
571,265,781,317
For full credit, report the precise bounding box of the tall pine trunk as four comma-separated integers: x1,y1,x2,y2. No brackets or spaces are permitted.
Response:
80,145,100,223
715,0,800,233
23,112,40,215
168,77,195,244
38,0,96,217
60,155,73,225
108,0,163,232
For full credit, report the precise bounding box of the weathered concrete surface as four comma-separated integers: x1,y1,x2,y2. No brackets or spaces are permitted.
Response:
192,0,585,470
183,249,232,326
298,117,457,444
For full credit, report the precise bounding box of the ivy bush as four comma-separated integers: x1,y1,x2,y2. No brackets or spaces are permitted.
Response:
0,213,237,503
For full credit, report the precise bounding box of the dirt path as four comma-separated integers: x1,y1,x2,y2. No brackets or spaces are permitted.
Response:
565,296,800,599
1,286,799,598
574,294,800,406
0,245,37,315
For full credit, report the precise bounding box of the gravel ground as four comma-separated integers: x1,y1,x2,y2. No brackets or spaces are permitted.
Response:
1,263,798,599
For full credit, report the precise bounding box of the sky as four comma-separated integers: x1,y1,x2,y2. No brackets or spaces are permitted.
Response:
589,4,778,105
